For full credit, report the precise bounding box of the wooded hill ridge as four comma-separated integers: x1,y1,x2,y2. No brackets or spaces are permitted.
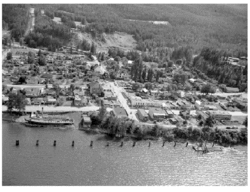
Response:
3,4,247,56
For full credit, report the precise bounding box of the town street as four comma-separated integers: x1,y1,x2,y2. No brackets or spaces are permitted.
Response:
109,82,138,121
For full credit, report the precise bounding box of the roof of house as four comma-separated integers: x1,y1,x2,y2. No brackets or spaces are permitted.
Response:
82,116,92,123
137,109,148,117
209,111,231,116
149,108,166,115
89,81,102,89
113,106,128,117
226,87,239,93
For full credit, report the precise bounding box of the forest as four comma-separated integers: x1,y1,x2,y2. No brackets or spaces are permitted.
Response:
2,4,29,41
3,4,246,56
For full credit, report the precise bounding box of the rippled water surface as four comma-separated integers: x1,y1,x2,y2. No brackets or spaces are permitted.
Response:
2,122,247,186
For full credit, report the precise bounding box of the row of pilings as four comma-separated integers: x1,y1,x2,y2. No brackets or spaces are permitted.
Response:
15,140,190,148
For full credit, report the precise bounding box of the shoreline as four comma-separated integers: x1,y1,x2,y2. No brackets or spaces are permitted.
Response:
3,112,248,148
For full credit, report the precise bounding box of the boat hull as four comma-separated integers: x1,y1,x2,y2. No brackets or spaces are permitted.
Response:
25,118,74,126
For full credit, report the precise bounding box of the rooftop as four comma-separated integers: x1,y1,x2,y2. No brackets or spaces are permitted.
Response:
113,106,128,117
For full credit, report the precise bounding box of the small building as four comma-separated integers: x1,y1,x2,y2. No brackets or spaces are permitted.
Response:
102,100,120,108
203,104,217,110
111,106,128,118
89,81,103,96
226,87,239,93
45,96,56,105
81,115,92,129
165,110,174,118
32,98,44,105
137,109,148,122
196,111,209,120
25,87,41,97
25,98,31,105
209,111,232,120
2,95,9,105
74,95,82,106
148,108,166,121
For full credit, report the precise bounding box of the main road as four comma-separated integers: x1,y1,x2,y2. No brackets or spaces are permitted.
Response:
109,82,138,121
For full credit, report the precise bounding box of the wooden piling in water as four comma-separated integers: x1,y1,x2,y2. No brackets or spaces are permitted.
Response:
162,141,165,147
148,142,151,148
132,141,136,147
53,140,56,146
16,140,19,146
192,146,197,151
174,141,176,148
72,141,74,147
90,141,93,147
186,142,188,147
120,142,123,147
36,140,39,146
106,142,109,147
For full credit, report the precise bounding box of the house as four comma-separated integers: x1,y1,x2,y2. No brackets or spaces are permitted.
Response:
148,108,166,121
32,98,44,105
203,104,217,110
233,99,247,112
137,109,148,122
45,96,56,105
74,95,82,106
2,95,8,105
165,110,174,118
226,87,239,93
196,111,209,120
25,98,31,105
209,111,232,120
102,100,120,108
81,115,92,129
104,91,117,100
89,81,103,95
111,106,128,118
24,88,41,97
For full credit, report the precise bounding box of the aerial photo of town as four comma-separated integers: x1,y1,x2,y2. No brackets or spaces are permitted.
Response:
2,3,248,187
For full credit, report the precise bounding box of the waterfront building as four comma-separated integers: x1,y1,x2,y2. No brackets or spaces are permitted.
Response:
137,109,149,122
111,106,128,118
209,111,232,120
148,108,166,121
81,115,92,129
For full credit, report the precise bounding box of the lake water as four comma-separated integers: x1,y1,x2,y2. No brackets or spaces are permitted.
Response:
2,121,247,186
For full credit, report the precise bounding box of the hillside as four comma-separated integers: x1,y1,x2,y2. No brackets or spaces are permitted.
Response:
73,31,137,52
3,4,247,56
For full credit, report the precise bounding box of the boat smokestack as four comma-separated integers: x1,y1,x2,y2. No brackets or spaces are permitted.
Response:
36,140,39,146
72,141,74,147
16,140,19,146
53,140,56,146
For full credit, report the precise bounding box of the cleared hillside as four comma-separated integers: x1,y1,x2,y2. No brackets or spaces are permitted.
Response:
72,31,137,52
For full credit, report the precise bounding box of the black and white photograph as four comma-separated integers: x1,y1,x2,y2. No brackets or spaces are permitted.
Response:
1,1,248,187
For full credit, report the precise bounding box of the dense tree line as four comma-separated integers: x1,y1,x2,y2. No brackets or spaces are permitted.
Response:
192,47,247,91
90,108,247,145
2,4,29,41
24,15,71,50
